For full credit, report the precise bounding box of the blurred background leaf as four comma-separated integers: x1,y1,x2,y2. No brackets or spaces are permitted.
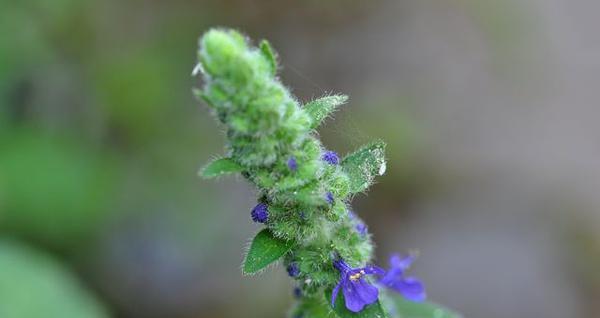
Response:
0,238,109,318
390,296,461,318
0,129,119,249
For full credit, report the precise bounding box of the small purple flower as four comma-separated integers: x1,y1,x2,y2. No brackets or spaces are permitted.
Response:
287,156,298,172
287,262,300,277
251,203,269,223
379,254,426,302
325,192,335,204
331,259,385,313
322,151,339,165
355,222,368,236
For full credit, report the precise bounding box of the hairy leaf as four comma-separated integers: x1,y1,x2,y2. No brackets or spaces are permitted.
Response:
325,289,388,318
391,296,462,318
200,157,243,179
243,229,293,275
304,95,348,129
259,39,277,76
342,141,386,194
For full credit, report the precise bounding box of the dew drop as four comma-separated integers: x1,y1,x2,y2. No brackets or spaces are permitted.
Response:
378,162,386,175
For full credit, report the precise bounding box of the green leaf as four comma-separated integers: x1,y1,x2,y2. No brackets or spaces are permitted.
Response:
200,157,243,179
259,39,278,76
304,95,348,128
390,296,462,318
0,239,109,318
325,289,388,318
342,141,386,194
243,229,293,275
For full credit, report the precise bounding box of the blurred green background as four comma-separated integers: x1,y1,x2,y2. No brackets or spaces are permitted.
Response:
1,0,600,317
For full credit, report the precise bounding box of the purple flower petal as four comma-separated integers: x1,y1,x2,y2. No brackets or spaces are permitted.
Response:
331,280,343,306
363,265,386,276
387,277,426,301
343,278,379,312
389,253,415,271
331,259,383,312
380,254,426,302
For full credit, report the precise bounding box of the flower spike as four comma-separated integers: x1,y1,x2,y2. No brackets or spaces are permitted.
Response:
195,29,442,317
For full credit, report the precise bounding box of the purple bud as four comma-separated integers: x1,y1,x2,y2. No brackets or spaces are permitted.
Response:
251,203,269,223
287,262,300,277
347,210,356,220
356,222,368,236
287,156,298,172
293,287,302,298
325,192,334,204
322,151,340,165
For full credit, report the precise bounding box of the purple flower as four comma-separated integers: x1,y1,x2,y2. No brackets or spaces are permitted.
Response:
322,151,339,165
251,203,269,223
287,156,298,171
325,192,334,204
287,262,300,277
331,259,385,313
379,254,426,301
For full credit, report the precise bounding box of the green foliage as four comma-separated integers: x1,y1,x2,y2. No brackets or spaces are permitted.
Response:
342,141,387,194
304,95,349,129
390,296,462,318
326,289,388,318
200,157,244,178
0,239,109,318
243,229,293,275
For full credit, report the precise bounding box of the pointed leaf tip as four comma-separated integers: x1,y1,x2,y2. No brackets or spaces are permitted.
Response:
259,40,278,76
342,141,387,194
200,157,243,179
243,229,292,275
304,95,349,129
